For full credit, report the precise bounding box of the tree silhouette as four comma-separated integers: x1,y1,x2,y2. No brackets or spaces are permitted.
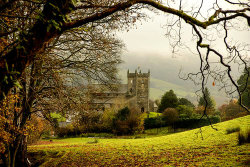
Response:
0,0,249,166
0,0,249,109
198,87,215,110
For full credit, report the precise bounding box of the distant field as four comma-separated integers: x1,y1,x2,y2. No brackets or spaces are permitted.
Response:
28,115,250,166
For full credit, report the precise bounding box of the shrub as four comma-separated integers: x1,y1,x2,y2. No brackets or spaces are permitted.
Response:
56,107,145,136
127,107,145,133
87,138,99,144
116,107,130,121
195,106,216,116
56,124,80,137
112,107,145,135
238,129,250,145
226,127,240,134
80,133,114,138
113,120,130,135
56,127,69,138
176,105,194,119
27,115,53,144
100,109,117,132
144,117,165,129
162,108,179,126
218,100,248,121
77,111,103,133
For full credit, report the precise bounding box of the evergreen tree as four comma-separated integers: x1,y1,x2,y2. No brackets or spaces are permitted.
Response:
178,98,195,108
158,90,178,112
237,67,250,109
198,87,215,110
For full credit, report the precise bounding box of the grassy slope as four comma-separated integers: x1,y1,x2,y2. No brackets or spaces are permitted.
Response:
28,116,250,166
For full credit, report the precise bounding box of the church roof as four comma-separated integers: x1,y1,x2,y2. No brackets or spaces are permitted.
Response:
90,84,128,94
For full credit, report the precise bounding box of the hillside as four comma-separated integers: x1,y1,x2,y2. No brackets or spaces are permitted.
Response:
119,69,228,106
118,69,196,100
150,77,196,100
28,115,250,166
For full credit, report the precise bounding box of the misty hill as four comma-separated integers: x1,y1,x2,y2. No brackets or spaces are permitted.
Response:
119,53,231,106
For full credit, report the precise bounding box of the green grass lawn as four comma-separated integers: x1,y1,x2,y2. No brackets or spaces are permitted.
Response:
28,115,250,166
144,112,161,119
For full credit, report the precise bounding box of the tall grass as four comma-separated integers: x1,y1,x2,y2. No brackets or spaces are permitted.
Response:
238,129,250,145
226,126,240,134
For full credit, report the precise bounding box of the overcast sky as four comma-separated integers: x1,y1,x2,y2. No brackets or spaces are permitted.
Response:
116,6,249,76
116,0,250,60
117,9,249,60
115,3,249,103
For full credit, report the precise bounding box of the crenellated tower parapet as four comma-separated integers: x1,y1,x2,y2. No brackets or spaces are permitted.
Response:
127,69,150,113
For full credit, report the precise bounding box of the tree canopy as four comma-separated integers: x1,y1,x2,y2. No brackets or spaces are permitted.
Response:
0,0,249,107
158,89,178,112
0,0,249,166
178,98,194,108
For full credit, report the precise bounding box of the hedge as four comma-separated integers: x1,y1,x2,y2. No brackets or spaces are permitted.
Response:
174,116,221,129
144,115,221,130
144,117,166,129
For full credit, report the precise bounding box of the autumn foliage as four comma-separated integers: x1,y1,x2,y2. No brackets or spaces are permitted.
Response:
218,99,248,121
0,93,41,164
0,94,22,154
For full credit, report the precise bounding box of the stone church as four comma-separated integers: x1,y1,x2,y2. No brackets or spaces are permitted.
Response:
90,69,150,113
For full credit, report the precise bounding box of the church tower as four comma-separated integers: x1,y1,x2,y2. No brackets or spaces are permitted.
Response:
127,69,150,113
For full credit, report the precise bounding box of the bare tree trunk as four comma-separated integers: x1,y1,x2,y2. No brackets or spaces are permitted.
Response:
2,136,30,167
15,136,30,167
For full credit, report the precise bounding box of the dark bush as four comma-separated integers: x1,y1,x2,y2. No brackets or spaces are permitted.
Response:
116,107,130,121
144,114,220,130
144,117,165,129
238,130,250,145
56,127,71,138
77,111,103,133
112,107,144,135
226,127,240,134
162,108,179,126
176,105,193,119
56,125,81,137
87,138,99,144
113,120,130,135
